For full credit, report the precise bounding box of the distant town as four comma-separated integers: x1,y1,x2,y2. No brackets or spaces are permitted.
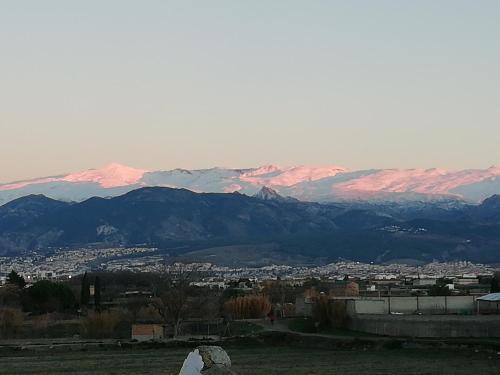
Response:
1,247,496,293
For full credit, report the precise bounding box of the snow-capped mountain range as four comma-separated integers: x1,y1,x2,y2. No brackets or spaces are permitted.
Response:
1,163,500,205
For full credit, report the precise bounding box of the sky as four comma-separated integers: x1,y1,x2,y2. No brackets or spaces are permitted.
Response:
1,1,499,183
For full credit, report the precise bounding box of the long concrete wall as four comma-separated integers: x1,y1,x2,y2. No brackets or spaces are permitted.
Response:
348,315,500,338
347,296,477,315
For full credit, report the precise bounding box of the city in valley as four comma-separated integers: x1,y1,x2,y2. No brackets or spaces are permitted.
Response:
0,247,496,289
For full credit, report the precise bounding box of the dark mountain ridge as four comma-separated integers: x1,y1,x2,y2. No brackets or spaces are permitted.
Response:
0,187,499,263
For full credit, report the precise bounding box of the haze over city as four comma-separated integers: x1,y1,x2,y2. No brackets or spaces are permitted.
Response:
1,1,500,183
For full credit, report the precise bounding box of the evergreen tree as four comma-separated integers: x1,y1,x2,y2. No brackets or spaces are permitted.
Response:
23,280,76,313
491,272,500,293
7,270,26,288
429,284,452,296
80,272,90,307
94,276,101,312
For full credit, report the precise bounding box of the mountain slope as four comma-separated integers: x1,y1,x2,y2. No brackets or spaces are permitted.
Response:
1,187,500,263
0,187,344,253
0,195,70,231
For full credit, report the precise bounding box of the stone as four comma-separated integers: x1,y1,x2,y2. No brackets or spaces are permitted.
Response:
201,366,236,375
178,349,204,375
198,346,232,369
178,346,236,375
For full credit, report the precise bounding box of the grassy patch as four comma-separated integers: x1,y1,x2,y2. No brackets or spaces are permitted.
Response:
287,318,378,337
1,346,500,374
287,318,317,333
227,321,264,336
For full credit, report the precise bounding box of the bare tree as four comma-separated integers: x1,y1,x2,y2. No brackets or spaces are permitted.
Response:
126,296,149,323
0,284,22,308
264,280,286,317
151,263,203,337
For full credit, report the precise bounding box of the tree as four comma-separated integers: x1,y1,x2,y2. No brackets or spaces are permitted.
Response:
152,263,202,337
223,295,271,319
312,294,331,327
263,281,295,318
22,280,76,313
491,272,500,293
264,281,286,305
222,288,248,302
429,284,452,296
94,276,101,312
126,296,149,323
80,272,90,307
7,270,26,289
0,284,22,307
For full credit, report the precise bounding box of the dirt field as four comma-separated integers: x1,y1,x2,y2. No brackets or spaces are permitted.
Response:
1,346,500,375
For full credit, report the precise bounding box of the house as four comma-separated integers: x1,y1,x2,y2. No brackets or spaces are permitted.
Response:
131,324,164,341
454,277,479,286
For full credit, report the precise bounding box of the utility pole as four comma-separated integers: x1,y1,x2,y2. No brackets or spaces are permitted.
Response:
388,285,391,314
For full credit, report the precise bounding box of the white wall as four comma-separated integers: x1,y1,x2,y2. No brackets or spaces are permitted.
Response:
348,296,477,315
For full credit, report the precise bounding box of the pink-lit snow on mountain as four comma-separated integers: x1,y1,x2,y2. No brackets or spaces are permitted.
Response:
62,163,148,188
0,163,148,191
240,165,349,186
2,163,500,204
0,177,61,191
240,165,283,177
335,167,500,195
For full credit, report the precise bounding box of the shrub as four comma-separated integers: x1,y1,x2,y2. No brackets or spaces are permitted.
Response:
288,317,317,333
80,310,122,338
0,308,24,338
31,314,50,333
312,296,348,328
223,295,271,319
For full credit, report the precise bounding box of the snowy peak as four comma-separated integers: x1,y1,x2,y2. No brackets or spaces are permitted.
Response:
334,167,500,196
62,163,148,188
254,186,283,200
0,163,148,192
240,165,349,186
2,163,500,205
241,165,282,177
254,186,298,203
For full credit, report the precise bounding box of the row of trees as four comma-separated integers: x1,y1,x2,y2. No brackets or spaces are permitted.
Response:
2,271,76,314
1,266,285,339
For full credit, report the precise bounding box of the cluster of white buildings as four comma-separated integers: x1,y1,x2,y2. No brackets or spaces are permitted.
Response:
0,247,158,282
0,247,496,289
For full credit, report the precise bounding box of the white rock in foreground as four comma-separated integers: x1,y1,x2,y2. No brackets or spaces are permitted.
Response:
178,349,204,375
179,346,236,375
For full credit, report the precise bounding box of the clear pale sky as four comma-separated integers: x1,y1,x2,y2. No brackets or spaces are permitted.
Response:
1,1,499,183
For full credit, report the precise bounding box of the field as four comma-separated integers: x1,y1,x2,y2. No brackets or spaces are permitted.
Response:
1,345,500,375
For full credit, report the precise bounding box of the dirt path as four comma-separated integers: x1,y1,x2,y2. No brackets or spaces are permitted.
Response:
254,318,381,340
